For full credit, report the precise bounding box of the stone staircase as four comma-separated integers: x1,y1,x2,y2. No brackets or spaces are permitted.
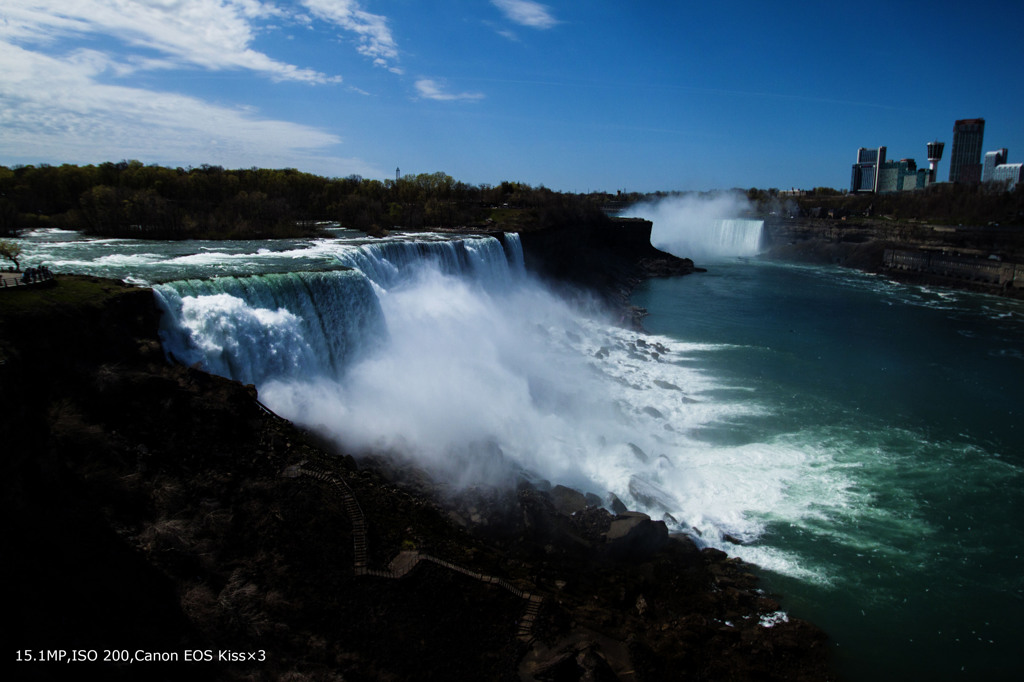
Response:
283,459,544,642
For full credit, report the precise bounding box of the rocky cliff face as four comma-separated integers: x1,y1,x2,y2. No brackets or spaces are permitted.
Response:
518,217,704,328
2,275,834,681
763,216,1024,298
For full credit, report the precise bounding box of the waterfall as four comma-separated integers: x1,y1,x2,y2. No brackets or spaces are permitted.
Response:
149,230,794,555
625,195,765,262
154,235,524,386
649,217,764,262
703,219,765,258
502,232,526,277
331,234,523,290
155,269,387,386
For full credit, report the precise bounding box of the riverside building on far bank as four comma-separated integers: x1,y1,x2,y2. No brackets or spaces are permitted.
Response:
850,145,933,194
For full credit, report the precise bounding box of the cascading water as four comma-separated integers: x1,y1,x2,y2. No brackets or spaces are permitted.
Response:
155,236,522,385
155,269,386,386
693,218,764,258
648,216,764,262
625,194,765,262
330,234,522,290
152,234,795,561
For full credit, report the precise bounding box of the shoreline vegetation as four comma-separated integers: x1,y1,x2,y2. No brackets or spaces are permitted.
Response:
3,161,1023,242
0,161,616,240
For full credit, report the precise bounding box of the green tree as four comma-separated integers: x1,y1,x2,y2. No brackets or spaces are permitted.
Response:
79,185,126,235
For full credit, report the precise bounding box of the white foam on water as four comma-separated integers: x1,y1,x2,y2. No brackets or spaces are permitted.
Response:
251,262,848,586
19,228,82,237
154,234,888,584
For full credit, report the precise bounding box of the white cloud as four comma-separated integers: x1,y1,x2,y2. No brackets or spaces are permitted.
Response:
0,0,337,83
0,40,379,177
299,0,401,72
491,0,558,30
414,79,484,102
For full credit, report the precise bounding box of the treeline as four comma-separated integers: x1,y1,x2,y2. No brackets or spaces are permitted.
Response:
0,161,610,239
792,183,1024,227
5,161,1019,239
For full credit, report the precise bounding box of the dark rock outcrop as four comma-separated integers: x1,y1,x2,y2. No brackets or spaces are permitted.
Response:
518,217,704,326
605,512,669,559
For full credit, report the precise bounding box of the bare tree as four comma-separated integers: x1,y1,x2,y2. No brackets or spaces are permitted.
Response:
0,239,22,271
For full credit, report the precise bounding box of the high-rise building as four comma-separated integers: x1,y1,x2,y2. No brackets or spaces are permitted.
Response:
851,146,886,193
983,149,1008,182
948,118,985,184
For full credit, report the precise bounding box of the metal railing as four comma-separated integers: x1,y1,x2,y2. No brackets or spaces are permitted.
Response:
0,268,55,288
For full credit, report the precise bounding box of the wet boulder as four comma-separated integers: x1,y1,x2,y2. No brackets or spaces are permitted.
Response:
606,493,629,515
549,484,589,516
605,511,669,559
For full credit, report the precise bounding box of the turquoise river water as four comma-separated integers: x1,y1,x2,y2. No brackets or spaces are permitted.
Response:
632,261,1023,681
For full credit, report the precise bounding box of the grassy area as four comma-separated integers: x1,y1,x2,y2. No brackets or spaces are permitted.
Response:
0,275,142,318
488,206,537,231
0,275,155,368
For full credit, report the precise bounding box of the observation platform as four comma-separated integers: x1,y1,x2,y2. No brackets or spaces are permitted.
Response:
1,270,56,289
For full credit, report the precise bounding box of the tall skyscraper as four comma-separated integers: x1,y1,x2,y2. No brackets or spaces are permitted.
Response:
948,118,985,184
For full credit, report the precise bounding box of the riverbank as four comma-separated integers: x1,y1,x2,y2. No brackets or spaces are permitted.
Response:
762,216,1024,299
1,273,836,681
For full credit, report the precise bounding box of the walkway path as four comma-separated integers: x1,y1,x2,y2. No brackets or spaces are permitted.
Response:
282,459,545,643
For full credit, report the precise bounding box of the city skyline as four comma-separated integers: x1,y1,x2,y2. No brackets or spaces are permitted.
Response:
2,1,1023,193
850,117,1023,194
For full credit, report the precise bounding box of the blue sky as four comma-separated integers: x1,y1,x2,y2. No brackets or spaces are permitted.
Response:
1,1,1021,192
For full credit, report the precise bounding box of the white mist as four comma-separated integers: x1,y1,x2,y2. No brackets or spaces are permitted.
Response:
158,236,840,581
626,193,764,262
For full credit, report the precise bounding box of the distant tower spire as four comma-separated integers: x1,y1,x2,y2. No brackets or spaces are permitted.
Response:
396,167,400,182
926,141,945,184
